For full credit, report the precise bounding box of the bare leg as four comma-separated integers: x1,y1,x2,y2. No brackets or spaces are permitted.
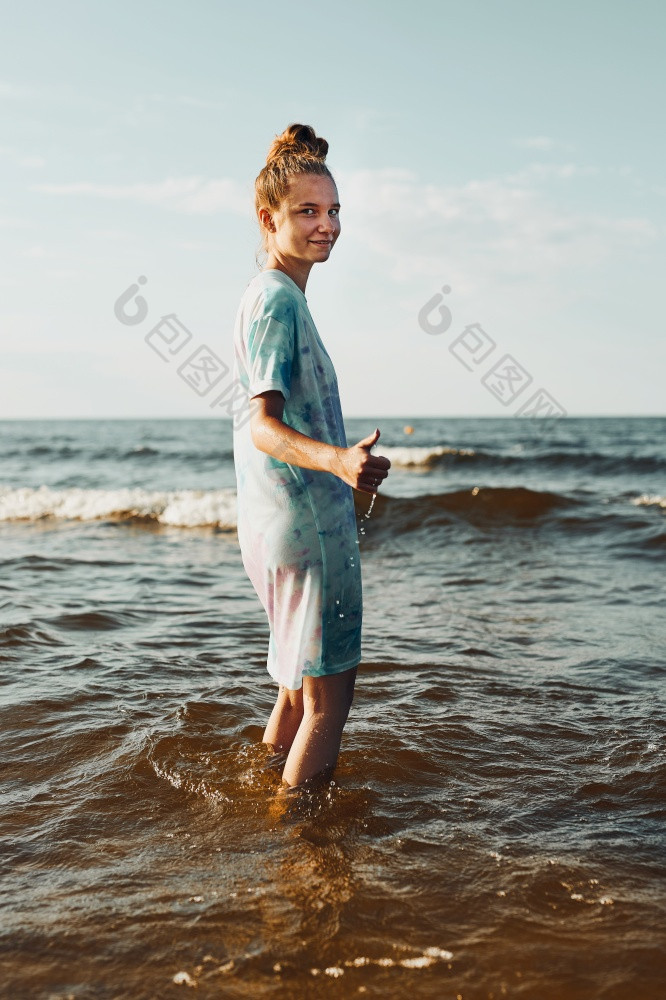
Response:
281,666,357,789
262,683,304,753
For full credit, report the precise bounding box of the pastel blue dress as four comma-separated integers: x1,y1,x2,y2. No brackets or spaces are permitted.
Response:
232,269,362,690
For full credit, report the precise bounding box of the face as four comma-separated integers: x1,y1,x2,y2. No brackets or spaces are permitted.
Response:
263,173,341,266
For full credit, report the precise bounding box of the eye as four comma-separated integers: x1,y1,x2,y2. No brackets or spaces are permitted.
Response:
300,208,340,216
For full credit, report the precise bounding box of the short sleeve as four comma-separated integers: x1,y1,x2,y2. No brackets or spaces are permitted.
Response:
245,287,296,401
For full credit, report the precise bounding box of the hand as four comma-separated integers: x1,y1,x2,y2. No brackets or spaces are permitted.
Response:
334,428,391,495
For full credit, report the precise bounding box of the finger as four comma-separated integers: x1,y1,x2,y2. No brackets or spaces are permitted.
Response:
365,457,391,471
361,462,389,479
362,471,387,484
357,427,380,449
359,471,382,486
360,474,384,490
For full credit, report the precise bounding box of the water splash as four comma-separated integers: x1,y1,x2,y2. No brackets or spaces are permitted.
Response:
358,491,377,537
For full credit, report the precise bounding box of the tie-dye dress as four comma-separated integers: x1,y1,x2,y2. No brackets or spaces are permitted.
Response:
232,268,362,691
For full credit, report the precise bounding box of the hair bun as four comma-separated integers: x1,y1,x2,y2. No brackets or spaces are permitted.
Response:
266,123,328,166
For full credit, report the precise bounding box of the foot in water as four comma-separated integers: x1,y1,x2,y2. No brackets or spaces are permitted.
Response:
278,763,335,796
262,744,288,773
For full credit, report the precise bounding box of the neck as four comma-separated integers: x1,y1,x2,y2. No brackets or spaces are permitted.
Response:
263,254,312,296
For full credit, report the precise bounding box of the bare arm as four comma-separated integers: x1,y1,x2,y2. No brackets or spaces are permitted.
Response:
250,391,390,495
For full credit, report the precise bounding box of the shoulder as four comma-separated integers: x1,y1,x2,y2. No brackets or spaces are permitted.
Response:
245,272,300,327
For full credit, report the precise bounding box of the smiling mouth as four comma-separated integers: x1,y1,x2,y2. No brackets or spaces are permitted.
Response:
310,240,332,245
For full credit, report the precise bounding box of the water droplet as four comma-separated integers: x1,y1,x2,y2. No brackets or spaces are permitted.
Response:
363,492,377,520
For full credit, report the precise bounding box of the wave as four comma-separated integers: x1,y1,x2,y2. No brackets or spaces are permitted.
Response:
3,484,658,533
632,494,666,510
224,446,660,478
0,483,574,530
0,444,233,462
354,485,578,532
377,445,475,467
0,486,237,529
372,446,666,476
523,451,666,476
3,440,664,479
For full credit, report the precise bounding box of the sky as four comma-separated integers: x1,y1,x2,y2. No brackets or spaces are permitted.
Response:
1,0,664,419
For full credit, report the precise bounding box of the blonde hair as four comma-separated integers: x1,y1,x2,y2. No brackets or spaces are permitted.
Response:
254,123,335,268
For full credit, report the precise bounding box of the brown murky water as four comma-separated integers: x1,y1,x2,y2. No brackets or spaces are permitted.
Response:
1,417,665,998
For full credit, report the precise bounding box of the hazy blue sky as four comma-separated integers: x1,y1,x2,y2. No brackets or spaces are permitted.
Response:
1,0,663,418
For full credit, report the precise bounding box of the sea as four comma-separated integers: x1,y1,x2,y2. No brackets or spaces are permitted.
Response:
1,415,664,1000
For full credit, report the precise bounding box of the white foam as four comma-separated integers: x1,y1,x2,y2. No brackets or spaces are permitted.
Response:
423,946,454,959
339,945,453,971
0,485,238,529
376,445,474,468
632,494,666,509
400,956,434,968
172,971,197,986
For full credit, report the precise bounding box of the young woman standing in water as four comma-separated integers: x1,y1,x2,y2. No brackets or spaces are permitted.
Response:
232,123,390,791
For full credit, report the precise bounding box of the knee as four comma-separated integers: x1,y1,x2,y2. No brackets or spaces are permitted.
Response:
304,688,354,722
339,683,355,717
304,707,350,736
340,672,357,714
277,684,304,712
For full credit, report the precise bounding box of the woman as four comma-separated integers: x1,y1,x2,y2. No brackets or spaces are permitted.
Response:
232,123,390,791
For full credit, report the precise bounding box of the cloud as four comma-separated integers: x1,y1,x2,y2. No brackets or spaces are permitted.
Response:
0,81,35,99
336,163,657,267
0,215,35,229
131,92,230,111
27,160,659,320
31,176,253,214
0,145,46,168
19,155,46,168
329,163,660,326
89,228,136,241
21,245,47,258
0,79,108,111
514,136,574,152
175,240,222,252
506,162,600,182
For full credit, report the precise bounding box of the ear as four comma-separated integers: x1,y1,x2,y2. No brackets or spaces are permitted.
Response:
258,207,274,231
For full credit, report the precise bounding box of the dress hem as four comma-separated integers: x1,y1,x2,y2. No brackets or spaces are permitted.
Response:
267,652,362,691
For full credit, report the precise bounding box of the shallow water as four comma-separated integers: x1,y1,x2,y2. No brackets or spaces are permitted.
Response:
1,416,665,998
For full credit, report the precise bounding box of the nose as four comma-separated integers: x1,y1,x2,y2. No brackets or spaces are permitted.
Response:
318,214,336,235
